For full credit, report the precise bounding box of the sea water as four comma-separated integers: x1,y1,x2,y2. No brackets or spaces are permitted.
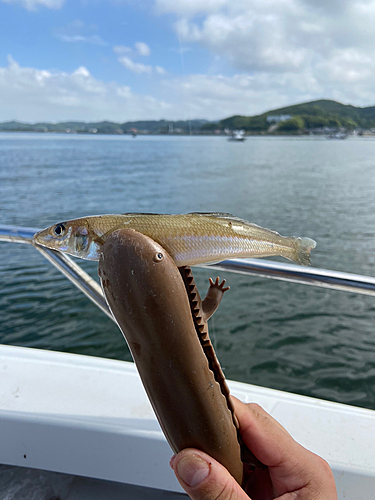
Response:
1,133,375,410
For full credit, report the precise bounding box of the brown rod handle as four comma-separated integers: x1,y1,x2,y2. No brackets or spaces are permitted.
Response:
98,228,243,485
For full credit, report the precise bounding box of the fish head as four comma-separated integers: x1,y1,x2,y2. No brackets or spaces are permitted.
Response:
33,218,101,260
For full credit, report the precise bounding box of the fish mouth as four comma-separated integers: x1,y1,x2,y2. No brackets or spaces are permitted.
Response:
33,227,72,252
33,229,50,246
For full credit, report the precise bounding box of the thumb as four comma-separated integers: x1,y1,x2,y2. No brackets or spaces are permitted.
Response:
171,449,249,500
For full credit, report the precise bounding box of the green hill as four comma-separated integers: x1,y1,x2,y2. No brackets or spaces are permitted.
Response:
0,119,207,134
219,99,375,132
2,100,375,135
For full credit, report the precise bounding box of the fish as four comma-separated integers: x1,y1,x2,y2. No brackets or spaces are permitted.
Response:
33,212,316,267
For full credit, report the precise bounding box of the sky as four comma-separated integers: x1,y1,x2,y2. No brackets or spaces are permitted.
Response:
1,0,375,122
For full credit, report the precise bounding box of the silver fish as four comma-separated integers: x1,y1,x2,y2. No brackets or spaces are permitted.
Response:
33,212,316,267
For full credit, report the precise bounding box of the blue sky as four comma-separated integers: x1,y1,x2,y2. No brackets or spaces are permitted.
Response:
0,2,203,81
1,0,375,122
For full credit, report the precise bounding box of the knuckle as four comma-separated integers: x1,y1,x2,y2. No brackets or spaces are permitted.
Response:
212,478,238,500
246,403,266,416
316,455,333,475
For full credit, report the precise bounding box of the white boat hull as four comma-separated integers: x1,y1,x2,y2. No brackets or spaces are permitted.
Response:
0,344,374,499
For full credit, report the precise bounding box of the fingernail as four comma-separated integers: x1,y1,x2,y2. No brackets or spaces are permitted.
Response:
169,454,176,468
176,455,210,487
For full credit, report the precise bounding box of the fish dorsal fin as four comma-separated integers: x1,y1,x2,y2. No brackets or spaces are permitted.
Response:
187,212,235,218
119,212,252,225
118,211,266,232
121,212,158,216
120,212,239,218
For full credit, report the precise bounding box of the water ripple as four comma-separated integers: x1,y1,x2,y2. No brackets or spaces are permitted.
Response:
1,135,375,410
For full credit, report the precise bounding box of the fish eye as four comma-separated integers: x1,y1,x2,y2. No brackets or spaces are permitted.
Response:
54,223,66,236
154,252,164,262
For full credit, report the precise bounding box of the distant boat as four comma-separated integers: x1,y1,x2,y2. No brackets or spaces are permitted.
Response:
227,129,246,141
326,132,348,140
131,128,138,138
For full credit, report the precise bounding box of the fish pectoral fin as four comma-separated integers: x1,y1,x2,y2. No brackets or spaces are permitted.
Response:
94,228,121,246
94,234,106,246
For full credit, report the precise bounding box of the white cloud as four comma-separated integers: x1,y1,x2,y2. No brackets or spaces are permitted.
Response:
1,54,375,124
135,42,151,56
114,42,151,56
172,6,313,73
115,46,165,75
153,0,375,111
162,73,317,119
317,48,374,83
161,66,375,120
158,0,375,76
1,0,63,9
118,56,153,74
156,0,227,16
113,45,132,54
54,20,107,46
0,56,172,122
56,34,108,46
73,67,91,78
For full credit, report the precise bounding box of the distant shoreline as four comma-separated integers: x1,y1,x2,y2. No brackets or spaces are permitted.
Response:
2,130,375,138
2,98,375,136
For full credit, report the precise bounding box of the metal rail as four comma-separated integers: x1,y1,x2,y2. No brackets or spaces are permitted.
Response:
0,225,113,321
1,225,375,322
199,260,375,297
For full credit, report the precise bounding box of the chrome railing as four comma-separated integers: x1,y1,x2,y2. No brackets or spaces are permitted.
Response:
199,260,375,296
1,225,375,322
0,225,113,321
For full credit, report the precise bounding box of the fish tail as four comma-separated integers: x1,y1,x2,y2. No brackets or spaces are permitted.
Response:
291,237,316,266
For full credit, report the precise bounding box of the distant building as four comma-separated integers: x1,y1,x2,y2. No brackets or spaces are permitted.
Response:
266,114,292,123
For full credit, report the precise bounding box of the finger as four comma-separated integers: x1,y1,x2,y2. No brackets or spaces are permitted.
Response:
219,279,230,292
231,398,337,498
215,277,220,285
171,449,250,500
231,397,296,467
208,278,214,286
232,396,287,435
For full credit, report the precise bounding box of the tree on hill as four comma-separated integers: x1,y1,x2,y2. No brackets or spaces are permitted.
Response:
219,115,268,132
277,116,305,132
200,122,219,132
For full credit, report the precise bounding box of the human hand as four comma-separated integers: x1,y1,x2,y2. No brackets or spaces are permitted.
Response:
170,397,338,500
